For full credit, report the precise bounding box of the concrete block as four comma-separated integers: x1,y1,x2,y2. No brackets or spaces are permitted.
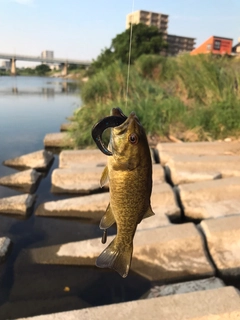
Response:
51,165,166,194
43,132,74,148
0,237,11,262
169,169,222,185
16,287,240,320
38,182,178,223
59,150,160,169
35,193,109,221
51,167,109,194
200,215,240,277
30,223,214,282
0,194,36,216
3,150,53,171
157,141,240,165
0,169,41,193
143,277,225,298
152,164,165,184
179,178,240,220
166,154,240,179
60,122,76,131
2,297,90,320
59,149,106,168
151,183,180,219
137,207,170,230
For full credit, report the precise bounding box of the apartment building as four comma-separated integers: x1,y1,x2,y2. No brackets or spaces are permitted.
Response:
126,10,195,55
167,34,196,56
191,36,233,55
1,60,10,71
126,10,168,36
41,50,54,59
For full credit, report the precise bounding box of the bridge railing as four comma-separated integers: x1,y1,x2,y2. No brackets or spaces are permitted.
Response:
0,53,91,65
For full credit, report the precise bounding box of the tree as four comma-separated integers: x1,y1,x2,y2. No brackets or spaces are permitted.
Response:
112,23,167,63
35,64,51,75
90,23,167,73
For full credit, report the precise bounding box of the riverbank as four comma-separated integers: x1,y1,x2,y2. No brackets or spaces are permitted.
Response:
69,54,240,148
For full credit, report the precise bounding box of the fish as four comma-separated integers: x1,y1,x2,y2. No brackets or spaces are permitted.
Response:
92,108,154,278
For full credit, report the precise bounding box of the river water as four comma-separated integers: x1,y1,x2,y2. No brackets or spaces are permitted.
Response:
0,76,150,319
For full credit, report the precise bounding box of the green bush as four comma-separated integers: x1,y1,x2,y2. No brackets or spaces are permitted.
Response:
70,53,240,147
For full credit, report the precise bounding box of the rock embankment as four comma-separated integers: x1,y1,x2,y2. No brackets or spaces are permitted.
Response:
16,287,240,320
3,150,53,171
2,141,240,320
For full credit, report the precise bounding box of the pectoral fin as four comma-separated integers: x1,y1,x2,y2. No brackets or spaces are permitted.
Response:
100,204,115,229
100,166,109,187
142,206,155,220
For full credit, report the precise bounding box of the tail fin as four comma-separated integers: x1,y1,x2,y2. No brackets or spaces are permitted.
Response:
96,238,133,278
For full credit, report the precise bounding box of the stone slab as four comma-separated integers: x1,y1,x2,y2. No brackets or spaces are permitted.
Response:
51,164,165,194
0,169,41,193
59,150,106,168
37,182,178,223
30,223,214,282
143,277,225,299
36,194,170,229
2,297,90,320
179,177,240,220
0,237,11,262
157,141,240,165
3,150,53,171
0,194,36,216
169,169,222,185
200,215,240,277
16,287,240,320
166,154,240,179
51,167,109,194
151,183,180,220
59,149,160,169
43,132,74,148
60,122,76,131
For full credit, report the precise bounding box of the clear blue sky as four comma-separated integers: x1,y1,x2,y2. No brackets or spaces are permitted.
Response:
0,0,239,66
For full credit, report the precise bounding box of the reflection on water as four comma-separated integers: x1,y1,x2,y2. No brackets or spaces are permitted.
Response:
1,77,79,97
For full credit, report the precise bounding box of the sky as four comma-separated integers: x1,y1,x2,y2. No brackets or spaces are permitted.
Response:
0,0,239,67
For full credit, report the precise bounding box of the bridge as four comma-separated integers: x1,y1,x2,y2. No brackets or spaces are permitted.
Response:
0,52,91,76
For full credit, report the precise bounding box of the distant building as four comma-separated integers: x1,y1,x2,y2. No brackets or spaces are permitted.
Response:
126,10,195,56
232,37,240,54
126,10,168,38
1,60,10,70
41,50,54,59
191,36,233,55
167,35,196,56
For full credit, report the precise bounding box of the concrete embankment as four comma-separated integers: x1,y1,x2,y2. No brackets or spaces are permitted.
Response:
2,140,240,320
16,287,240,320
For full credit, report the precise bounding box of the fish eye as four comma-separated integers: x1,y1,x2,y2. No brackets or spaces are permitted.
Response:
128,133,138,145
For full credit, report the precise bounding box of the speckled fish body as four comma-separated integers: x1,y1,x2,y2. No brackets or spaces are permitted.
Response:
96,109,154,278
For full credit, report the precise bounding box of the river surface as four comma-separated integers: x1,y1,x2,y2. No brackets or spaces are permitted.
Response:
0,76,150,319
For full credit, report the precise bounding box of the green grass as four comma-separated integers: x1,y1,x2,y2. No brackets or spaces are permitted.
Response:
70,54,240,147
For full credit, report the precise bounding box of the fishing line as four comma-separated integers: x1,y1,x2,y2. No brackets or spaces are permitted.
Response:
125,0,135,106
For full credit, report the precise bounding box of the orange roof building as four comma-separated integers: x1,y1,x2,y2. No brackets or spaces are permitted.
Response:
191,36,233,55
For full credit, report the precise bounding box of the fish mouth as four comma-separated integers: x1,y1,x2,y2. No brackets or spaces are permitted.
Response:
91,107,127,156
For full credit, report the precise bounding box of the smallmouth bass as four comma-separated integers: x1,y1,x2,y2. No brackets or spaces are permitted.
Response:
92,108,154,278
